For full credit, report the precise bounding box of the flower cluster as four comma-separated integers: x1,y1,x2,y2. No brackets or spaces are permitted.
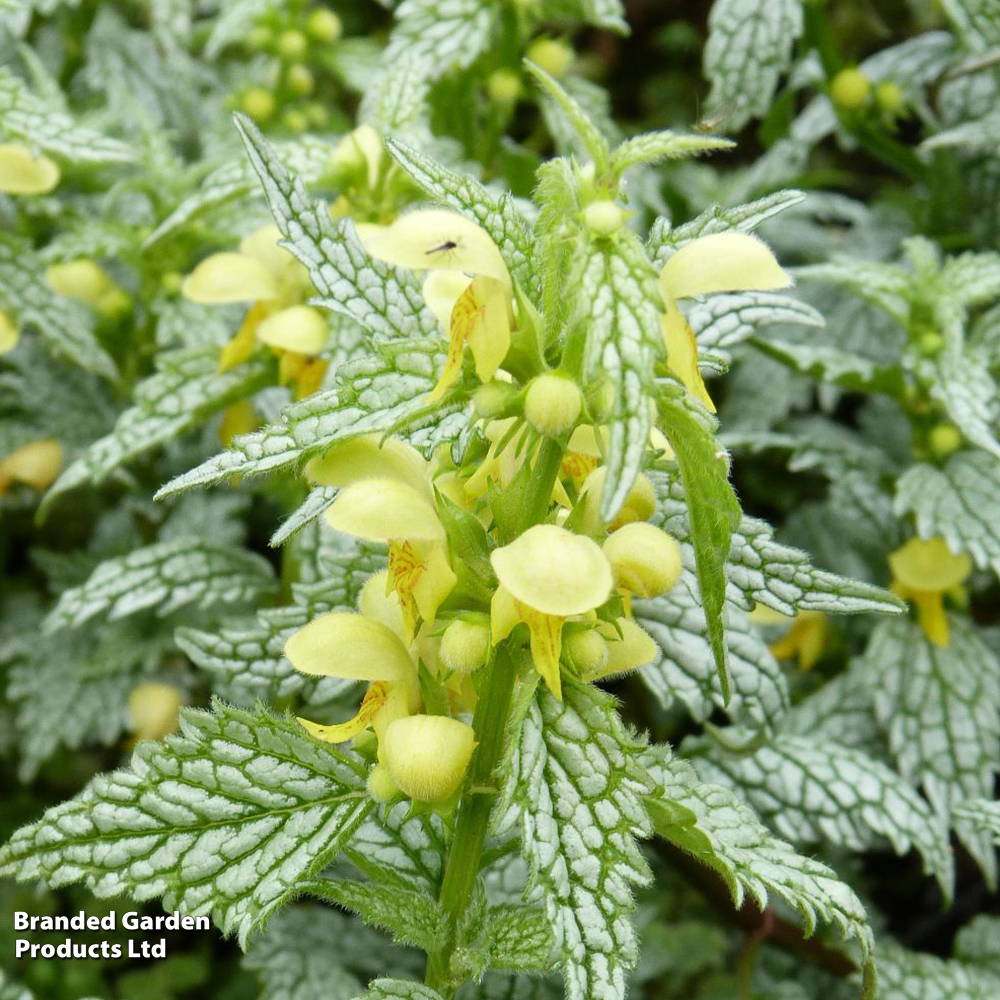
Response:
278,210,791,807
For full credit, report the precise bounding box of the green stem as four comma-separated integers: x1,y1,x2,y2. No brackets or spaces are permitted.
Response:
425,646,517,993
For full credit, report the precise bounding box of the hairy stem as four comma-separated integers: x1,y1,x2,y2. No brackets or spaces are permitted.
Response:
425,646,516,993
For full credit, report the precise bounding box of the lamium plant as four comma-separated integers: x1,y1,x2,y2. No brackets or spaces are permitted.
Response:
2,3,1000,1000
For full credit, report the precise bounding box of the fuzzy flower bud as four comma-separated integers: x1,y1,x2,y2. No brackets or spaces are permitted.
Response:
526,37,573,77
564,628,609,675
524,374,582,438
287,64,315,96
928,423,962,459
306,8,343,43
277,29,308,59
440,619,491,674
603,522,682,598
583,200,625,238
242,87,276,122
875,80,904,114
367,763,400,803
45,260,112,307
382,715,476,802
487,69,522,104
830,68,871,110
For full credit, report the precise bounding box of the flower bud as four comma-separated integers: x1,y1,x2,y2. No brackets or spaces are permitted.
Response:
367,763,400,803
45,260,112,306
440,619,491,674
306,8,343,44
382,715,476,802
918,330,943,355
830,68,871,110
875,80,904,114
0,142,59,195
277,29,308,59
583,200,625,238
603,522,682,598
128,682,183,742
0,309,19,354
282,108,308,132
487,69,522,104
581,467,655,531
97,288,131,319
473,381,517,419
305,102,329,127
929,423,962,459
524,374,582,438
527,38,573,78
287,64,315,96
247,25,272,50
564,628,609,675
242,87,276,122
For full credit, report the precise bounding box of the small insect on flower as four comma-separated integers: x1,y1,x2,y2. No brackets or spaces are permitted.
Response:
358,210,514,400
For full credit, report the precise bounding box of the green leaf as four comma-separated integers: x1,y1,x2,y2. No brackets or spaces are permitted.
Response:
384,139,535,294
145,136,337,246
941,251,1000,307
305,876,448,952
477,904,556,973
954,798,1000,842
652,470,905,616
539,0,627,33
954,914,1000,977
505,681,652,1000
234,114,440,343
0,235,116,380
243,906,363,1000
0,67,135,163
610,131,733,173
0,969,34,1000
635,566,790,728
923,346,1000,461
859,616,1000,882
796,258,913,326
939,0,1000,52
156,342,464,497
353,981,446,1000
752,339,906,395
0,701,373,945
703,0,804,132
344,802,447,895
647,190,805,265
384,0,497,81
690,292,824,358
176,539,384,709
642,746,876,996
571,231,663,520
43,347,271,511
695,734,955,899
657,393,742,701
875,939,1000,1000
204,0,279,56
894,451,1000,577
525,62,611,174
44,537,277,632
244,903,419,1000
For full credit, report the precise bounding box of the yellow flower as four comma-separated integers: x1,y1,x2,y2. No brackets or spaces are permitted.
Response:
754,608,830,671
490,524,613,699
285,610,421,744
0,142,59,195
659,232,791,412
889,536,971,647
0,439,62,498
182,225,328,393
127,682,184,742
321,458,457,643
358,209,513,400
0,309,19,354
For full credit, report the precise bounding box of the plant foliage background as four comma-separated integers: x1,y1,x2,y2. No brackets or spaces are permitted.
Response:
1,1,1000,999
